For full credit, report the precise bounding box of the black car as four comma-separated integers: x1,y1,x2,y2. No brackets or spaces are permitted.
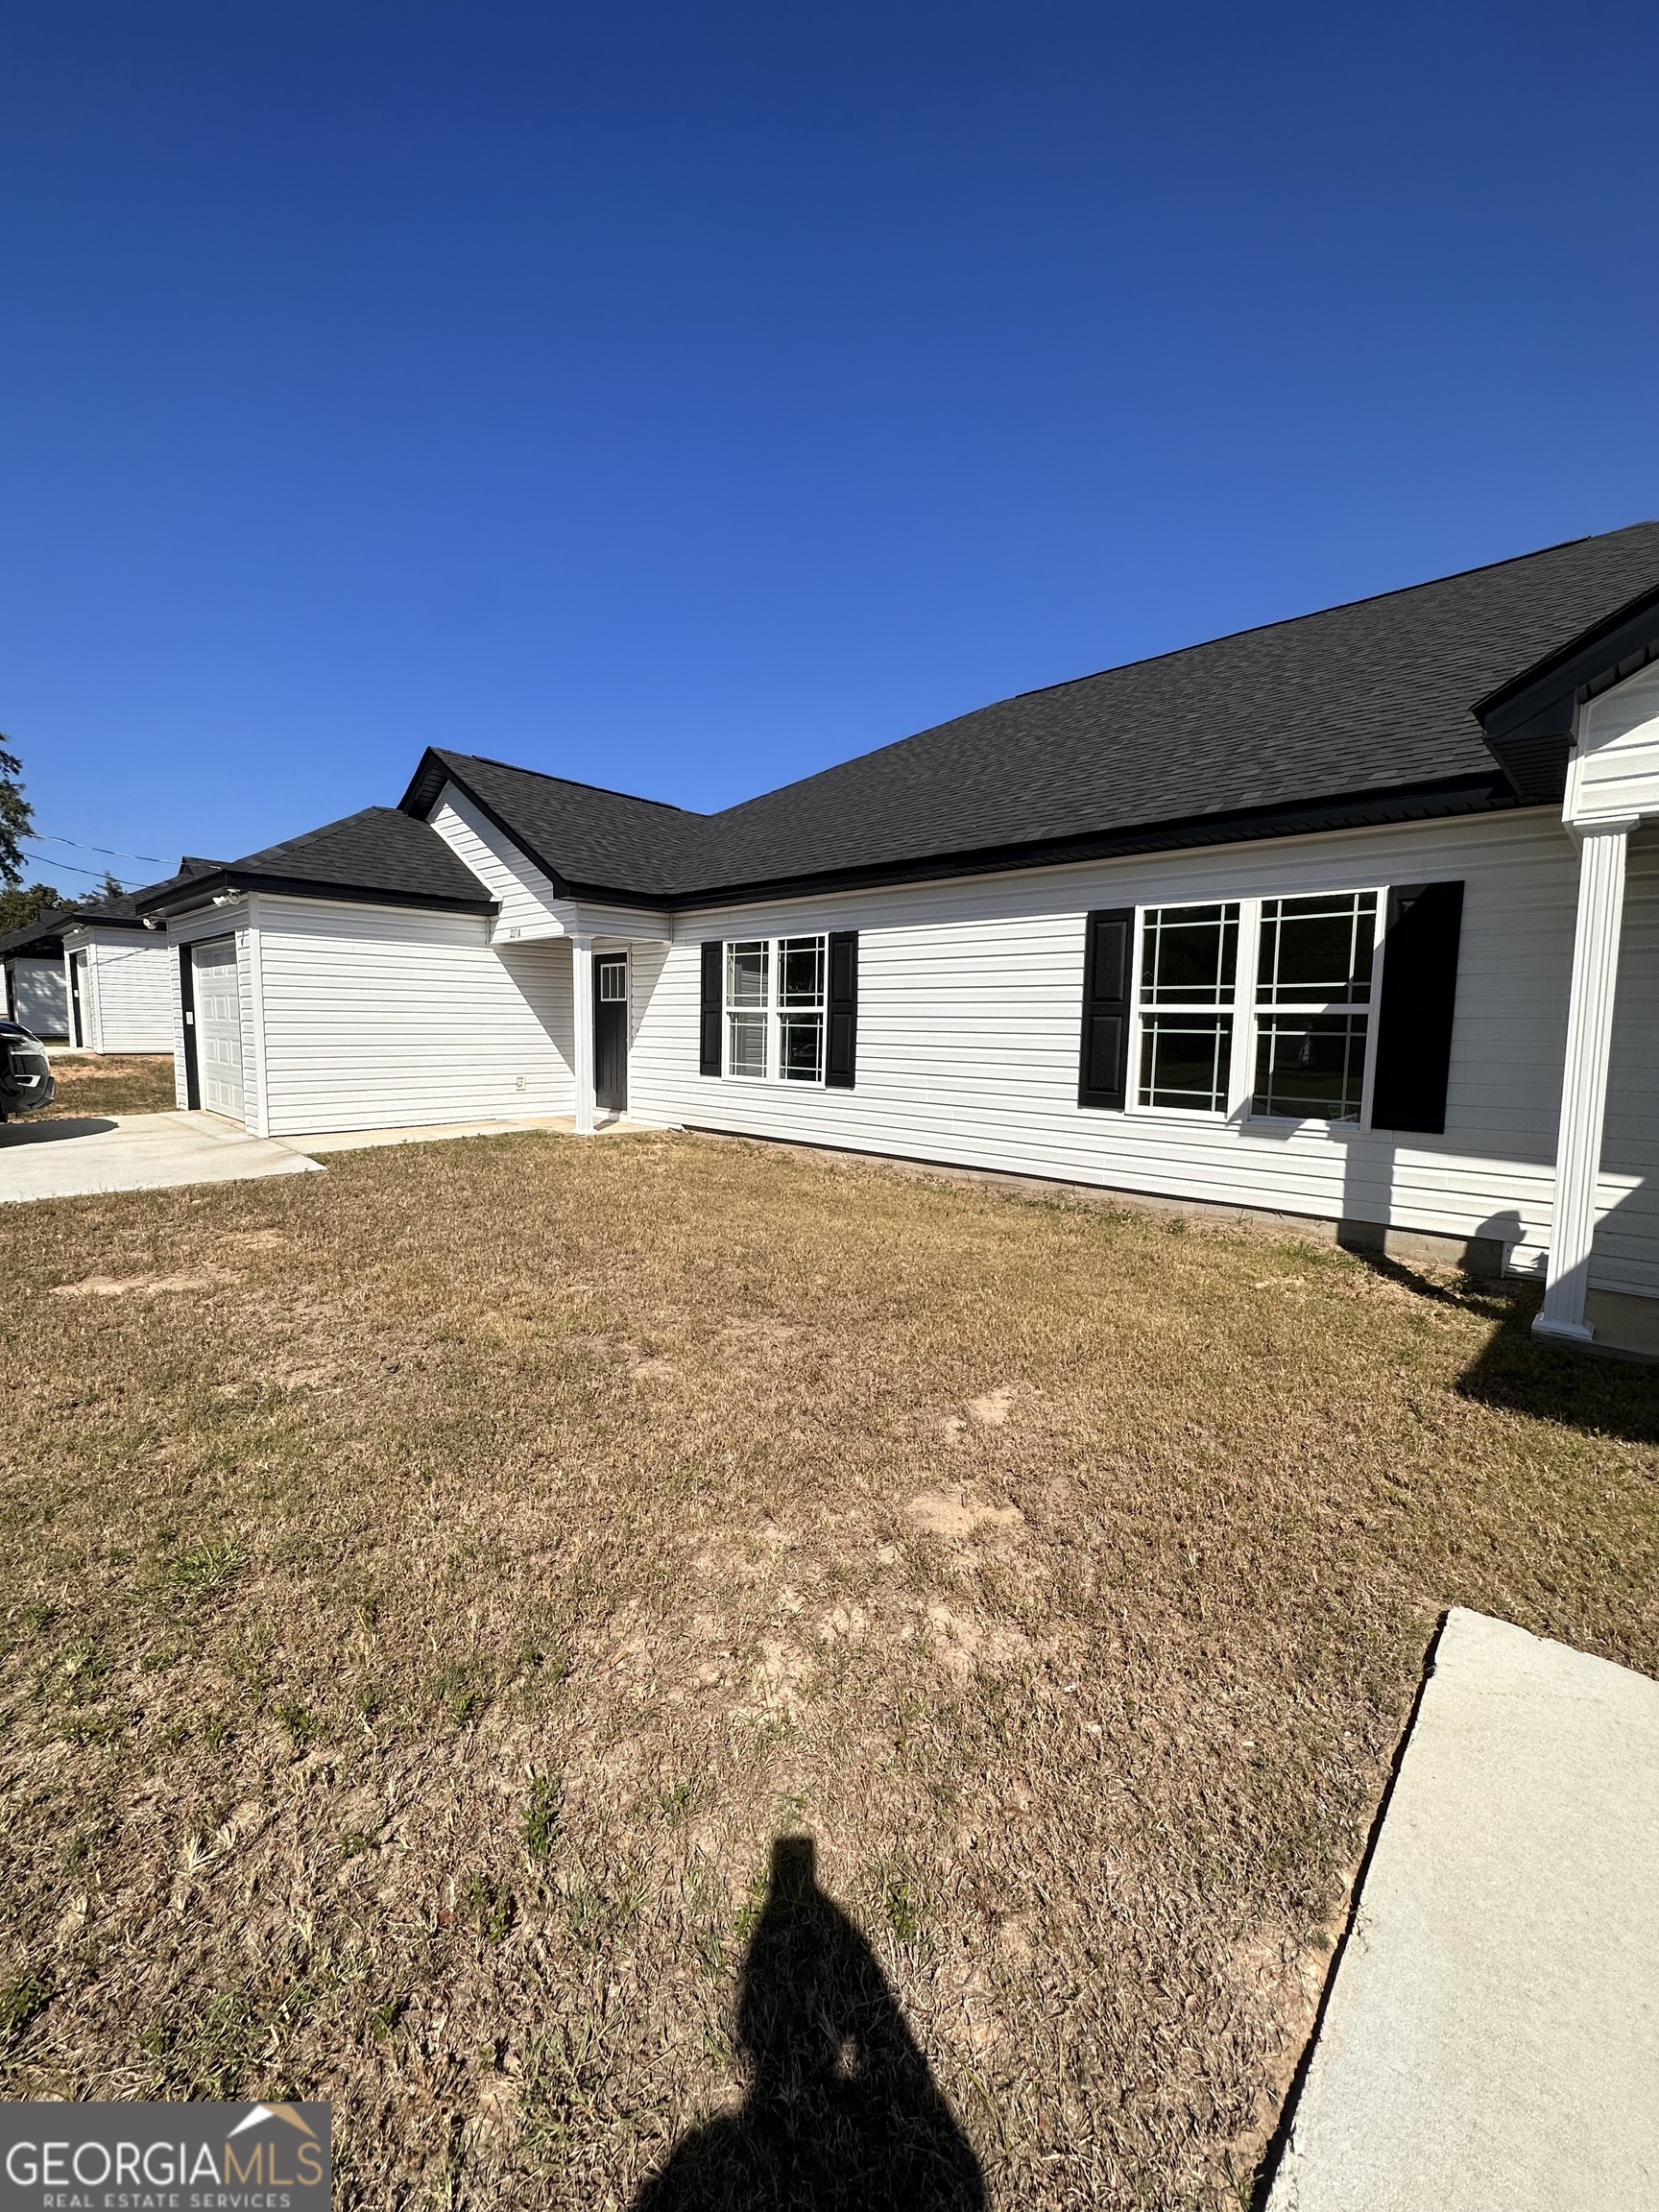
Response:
0,1021,56,1120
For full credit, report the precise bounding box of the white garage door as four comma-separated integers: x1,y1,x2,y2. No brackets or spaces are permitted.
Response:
192,938,245,1120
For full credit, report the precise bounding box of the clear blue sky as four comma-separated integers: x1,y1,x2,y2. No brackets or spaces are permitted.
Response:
5,2,1658,888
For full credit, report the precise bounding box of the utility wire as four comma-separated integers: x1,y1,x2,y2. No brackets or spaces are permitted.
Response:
28,830,165,864
21,853,145,885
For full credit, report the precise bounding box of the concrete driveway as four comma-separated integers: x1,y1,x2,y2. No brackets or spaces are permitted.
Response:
0,1111,324,1202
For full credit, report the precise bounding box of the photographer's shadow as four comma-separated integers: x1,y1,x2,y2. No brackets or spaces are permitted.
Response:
634,1836,985,2211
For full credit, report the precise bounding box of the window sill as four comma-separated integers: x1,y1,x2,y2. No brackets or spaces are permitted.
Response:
718,1075,827,1089
1246,1114,1366,1134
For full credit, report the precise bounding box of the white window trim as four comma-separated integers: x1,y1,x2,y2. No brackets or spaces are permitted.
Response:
1125,887,1386,1131
721,933,829,1086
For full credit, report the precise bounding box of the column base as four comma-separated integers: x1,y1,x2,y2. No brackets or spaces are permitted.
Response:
1531,1313,1594,1345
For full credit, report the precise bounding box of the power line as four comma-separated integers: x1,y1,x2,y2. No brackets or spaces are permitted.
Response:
19,853,143,885
28,830,165,864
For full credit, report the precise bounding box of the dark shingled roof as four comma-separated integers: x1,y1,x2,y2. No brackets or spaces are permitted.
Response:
137,523,1659,920
398,752,701,902
397,524,1659,905
137,807,497,917
0,912,71,960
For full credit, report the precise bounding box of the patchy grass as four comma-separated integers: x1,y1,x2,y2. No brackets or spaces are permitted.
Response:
1,1129,1655,2209
41,1053,176,1118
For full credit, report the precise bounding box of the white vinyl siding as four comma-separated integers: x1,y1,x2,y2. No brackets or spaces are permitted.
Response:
429,787,569,938
1568,662,1659,827
6,957,69,1039
426,783,673,947
626,809,1659,1296
250,896,576,1136
64,931,179,1053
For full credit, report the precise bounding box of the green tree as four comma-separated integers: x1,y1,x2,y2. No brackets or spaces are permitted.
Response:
0,738,31,889
0,881,66,935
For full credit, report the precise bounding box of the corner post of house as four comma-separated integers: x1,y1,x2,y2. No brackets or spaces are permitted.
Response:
570,931,595,1136
1535,816,1637,1343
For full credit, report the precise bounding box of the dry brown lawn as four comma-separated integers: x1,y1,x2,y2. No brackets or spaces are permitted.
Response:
42,1053,178,1118
2,1130,1656,2209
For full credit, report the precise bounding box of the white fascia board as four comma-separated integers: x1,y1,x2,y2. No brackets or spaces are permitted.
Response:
163,895,254,947
572,903,672,945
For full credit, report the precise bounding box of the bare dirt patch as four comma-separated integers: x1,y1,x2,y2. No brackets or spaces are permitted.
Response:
906,1488,1024,1541
1,1129,1656,2210
52,1270,236,1298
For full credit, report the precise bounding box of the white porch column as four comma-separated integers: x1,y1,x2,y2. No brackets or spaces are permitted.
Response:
1535,819,1635,1343
570,933,595,1136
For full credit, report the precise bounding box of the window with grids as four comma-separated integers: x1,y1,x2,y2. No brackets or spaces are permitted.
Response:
1251,891,1378,1122
724,935,827,1082
1129,889,1382,1123
1137,902,1238,1112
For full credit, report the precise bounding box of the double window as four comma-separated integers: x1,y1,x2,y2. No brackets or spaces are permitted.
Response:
1134,889,1382,1124
724,935,828,1083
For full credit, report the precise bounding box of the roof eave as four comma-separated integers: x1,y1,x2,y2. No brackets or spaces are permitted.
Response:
571,774,1518,911
138,868,498,921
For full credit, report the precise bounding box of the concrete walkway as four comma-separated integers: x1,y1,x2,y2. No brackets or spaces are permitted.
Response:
1267,1607,1659,2210
0,1112,323,1202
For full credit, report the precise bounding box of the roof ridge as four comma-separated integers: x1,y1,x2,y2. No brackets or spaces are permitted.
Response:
442,749,701,816
969,523,1659,717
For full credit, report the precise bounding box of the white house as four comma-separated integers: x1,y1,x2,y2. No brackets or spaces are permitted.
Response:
2,864,219,1051
137,525,1659,1358
1,916,71,1038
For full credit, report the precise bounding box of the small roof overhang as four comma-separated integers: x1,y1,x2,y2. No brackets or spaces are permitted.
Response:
1474,580,1659,804
135,866,499,923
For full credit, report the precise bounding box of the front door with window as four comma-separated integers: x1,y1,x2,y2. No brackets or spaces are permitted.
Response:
593,953,628,1112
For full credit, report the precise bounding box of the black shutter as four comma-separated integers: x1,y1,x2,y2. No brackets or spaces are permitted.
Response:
1371,881,1463,1134
825,930,858,1088
1078,907,1133,1110
699,940,723,1076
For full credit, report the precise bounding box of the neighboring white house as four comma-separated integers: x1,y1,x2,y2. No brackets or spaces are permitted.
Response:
1,918,71,1038
137,524,1659,1358
2,863,221,1051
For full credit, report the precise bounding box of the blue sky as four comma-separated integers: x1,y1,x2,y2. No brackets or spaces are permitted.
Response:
5,2,1658,888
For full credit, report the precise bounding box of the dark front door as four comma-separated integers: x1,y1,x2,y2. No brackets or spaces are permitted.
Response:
593,953,628,1112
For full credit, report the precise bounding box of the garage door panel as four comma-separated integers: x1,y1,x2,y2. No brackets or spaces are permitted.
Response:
192,939,245,1120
